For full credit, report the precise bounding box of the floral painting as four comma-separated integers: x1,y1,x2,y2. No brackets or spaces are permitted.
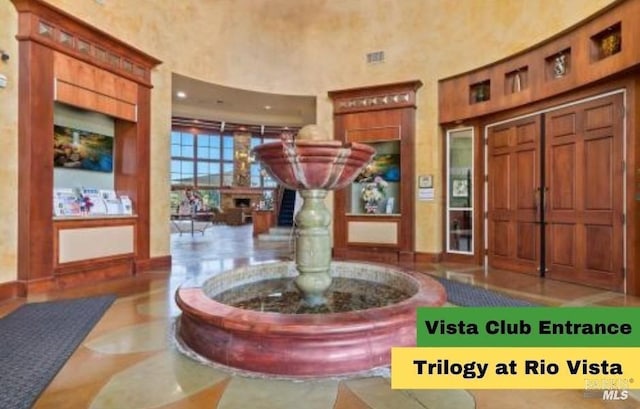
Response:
361,176,388,214
53,125,114,172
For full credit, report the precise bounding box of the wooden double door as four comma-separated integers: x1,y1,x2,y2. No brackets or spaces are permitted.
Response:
487,93,624,290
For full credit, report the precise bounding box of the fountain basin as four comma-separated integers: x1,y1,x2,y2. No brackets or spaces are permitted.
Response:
175,261,446,377
252,140,375,190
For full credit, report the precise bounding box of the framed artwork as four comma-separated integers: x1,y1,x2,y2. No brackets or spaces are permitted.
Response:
418,174,433,188
355,154,400,182
452,179,469,197
53,125,114,172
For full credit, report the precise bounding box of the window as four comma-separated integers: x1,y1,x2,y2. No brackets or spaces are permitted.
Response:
170,131,195,184
446,127,474,254
170,128,279,197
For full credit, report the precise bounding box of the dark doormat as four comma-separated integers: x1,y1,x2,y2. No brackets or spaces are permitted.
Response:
0,295,116,409
434,276,538,307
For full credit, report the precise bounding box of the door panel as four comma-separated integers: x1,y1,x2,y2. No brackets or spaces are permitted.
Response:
487,93,624,291
544,94,623,290
488,116,541,274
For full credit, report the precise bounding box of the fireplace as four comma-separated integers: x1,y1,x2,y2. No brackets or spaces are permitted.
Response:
234,198,251,208
219,187,264,210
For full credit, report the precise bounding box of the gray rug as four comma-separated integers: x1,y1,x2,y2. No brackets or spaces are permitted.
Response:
0,295,116,409
434,277,537,306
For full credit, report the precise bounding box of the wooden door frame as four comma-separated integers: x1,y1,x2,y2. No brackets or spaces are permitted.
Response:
483,88,627,290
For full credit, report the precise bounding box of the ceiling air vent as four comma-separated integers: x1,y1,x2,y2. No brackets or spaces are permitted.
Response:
366,51,385,64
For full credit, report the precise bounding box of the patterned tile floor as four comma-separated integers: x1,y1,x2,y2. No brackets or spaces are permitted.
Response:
1,224,639,408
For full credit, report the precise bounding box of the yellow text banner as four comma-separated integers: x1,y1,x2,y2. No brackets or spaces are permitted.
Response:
391,347,639,389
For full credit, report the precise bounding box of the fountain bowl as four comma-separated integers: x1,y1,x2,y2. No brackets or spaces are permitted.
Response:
252,139,375,190
175,261,446,377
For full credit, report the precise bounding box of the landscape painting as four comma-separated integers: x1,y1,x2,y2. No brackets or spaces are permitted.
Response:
53,125,114,173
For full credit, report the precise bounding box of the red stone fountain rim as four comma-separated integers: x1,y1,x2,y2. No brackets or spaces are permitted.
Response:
175,263,446,377
176,264,444,331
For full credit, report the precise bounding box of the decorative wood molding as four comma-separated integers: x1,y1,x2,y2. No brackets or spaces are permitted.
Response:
329,80,422,114
11,0,160,87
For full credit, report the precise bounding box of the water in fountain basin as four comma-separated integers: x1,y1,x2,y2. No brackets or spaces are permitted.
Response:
213,277,412,314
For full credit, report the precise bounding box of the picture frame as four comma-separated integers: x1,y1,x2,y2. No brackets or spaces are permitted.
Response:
54,125,114,172
452,179,469,198
418,174,433,188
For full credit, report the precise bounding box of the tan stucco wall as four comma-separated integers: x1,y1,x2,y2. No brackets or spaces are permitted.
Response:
0,0,615,283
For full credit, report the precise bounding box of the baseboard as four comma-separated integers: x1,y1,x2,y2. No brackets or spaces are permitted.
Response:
136,255,171,272
0,255,171,301
0,281,24,302
415,252,443,263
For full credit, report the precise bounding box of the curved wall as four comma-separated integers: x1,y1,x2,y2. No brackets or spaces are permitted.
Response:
0,0,614,282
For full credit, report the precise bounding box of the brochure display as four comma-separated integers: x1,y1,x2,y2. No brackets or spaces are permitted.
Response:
53,187,134,217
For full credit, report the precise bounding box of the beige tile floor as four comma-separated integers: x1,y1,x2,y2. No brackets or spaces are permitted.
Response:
1,224,639,408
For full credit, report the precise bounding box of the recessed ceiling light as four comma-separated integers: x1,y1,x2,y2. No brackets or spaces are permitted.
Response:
264,105,272,110
176,91,187,99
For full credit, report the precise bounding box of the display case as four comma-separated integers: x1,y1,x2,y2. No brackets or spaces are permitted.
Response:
329,80,421,263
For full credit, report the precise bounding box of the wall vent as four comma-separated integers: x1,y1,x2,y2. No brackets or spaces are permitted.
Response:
366,51,385,64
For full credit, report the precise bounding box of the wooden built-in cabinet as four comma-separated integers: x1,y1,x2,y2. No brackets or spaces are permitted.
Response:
12,0,161,295
329,81,422,263
438,0,640,296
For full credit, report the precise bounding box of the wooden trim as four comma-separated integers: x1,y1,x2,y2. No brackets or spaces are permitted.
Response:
628,77,640,296
329,80,422,114
398,251,415,263
136,255,172,272
415,252,444,263
15,257,158,290
54,254,134,276
11,0,160,87
17,40,55,282
332,247,400,263
0,281,25,302
18,277,56,294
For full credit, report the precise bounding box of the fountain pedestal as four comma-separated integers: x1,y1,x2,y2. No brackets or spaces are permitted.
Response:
294,189,332,305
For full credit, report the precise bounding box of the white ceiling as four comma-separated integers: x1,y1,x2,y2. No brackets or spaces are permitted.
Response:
171,73,317,127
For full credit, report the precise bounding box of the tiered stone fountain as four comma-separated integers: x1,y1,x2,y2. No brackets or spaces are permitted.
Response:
176,125,446,377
